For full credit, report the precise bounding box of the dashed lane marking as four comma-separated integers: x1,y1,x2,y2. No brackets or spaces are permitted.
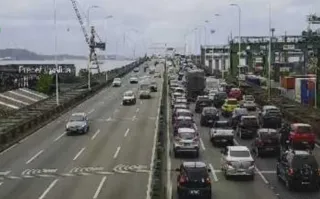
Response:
93,176,107,199
124,128,130,137
38,179,59,199
53,132,65,142
136,108,140,112
87,109,95,115
209,164,218,182
73,147,85,161
91,129,100,140
26,150,44,164
113,147,121,159
200,138,206,151
132,115,137,121
0,182,3,186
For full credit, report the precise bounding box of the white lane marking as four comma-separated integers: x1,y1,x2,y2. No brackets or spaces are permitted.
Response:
0,171,11,175
147,72,164,199
73,147,86,161
91,129,101,140
124,128,130,137
113,147,121,159
132,115,137,121
53,132,65,142
106,117,112,122
209,163,218,182
93,176,107,199
140,101,143,105
0,143,17,156
114,109,119,113
0,182,3,187
136,108,140,113
88,109,95,115
200,138,206,151
255,167,269,184
26,150,44,164
316,144,320,148
38,179,59,199
233,139,240,145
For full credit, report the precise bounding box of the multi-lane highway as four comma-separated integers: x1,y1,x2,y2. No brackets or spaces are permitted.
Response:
166,76,320,199
0,61,163,199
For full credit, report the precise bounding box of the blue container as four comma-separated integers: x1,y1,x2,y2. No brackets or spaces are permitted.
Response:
300,79,308,105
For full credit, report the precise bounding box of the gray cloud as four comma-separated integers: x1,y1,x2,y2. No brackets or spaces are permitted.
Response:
0,0,319,57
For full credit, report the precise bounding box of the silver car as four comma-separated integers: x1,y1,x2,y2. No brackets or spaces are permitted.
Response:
173,128,199,158
220,146,255,180
112,78,122,87
66,113,89,135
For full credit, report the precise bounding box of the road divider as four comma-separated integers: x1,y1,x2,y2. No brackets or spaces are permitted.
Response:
0,58,147,153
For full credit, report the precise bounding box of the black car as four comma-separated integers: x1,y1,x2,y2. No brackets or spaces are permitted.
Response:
213,92,228,108
200,107,219,126
230,108,248,129
259,105,282,129
237,115,260,139
176,162,212,199
251,128,280,157
276,150,320,191
195,98,213,113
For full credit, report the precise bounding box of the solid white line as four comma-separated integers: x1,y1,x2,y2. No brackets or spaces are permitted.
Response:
124,128,130,137
73,147,85,161
136,108,140,112
0,143,17,156
91,129,100,140
113,147,121,159
132,115,137,121
146,70,164,199
255,167,269,184
53,132,65,142
88,109,95,114
26,150,44,164
209,163,219,182
93,176,107,199
38,179,59,199
200,138,206,151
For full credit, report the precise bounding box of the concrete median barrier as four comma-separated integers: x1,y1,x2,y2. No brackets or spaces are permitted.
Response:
0,58,147,152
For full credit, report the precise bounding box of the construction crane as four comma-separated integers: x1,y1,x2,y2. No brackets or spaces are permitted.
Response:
69,0,106,73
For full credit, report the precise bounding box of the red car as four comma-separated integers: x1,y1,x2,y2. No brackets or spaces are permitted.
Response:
228,88,242,101
289,123,316,149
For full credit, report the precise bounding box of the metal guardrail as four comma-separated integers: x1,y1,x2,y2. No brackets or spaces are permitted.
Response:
0,58,147,151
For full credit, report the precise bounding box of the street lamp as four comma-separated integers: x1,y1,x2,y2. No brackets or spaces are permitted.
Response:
230,3,242,87
53,0,59,105
267,4,273,101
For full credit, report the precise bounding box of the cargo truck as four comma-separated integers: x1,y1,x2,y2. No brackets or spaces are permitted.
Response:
185,69,205,101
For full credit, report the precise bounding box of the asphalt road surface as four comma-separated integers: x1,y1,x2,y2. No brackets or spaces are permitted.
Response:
167,87,320,199
0,61,163,199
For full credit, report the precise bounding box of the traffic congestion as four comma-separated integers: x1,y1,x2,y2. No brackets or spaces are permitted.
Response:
167,58,320,199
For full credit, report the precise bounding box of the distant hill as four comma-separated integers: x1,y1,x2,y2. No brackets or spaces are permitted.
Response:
0,48,132,61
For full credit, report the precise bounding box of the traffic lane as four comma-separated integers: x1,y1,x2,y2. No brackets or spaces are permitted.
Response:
193,111,279,199
0,70,136,171
0,81,132,173
0,90,139,199
96,90,162,199
40,93,148,199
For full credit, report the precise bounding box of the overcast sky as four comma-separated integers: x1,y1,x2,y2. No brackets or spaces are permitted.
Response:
0,0,319,57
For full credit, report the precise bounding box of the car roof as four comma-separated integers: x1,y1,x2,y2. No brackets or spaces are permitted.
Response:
212,129,233,133
263,105,277,110
176,116,192,120
215,120,228,123
178,128,196,133
124,90,134,94
203,107,216,111
71,112,86,117
175,109,191,113
241,115,257,119
226,98,237,101
291,150,311,155
292,123,311,127
182,161,207,168
228,146,249,151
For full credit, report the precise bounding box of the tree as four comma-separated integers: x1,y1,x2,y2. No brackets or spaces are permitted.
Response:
36,74,53,94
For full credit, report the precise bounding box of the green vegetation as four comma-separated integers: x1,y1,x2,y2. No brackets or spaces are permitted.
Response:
36,74,53,94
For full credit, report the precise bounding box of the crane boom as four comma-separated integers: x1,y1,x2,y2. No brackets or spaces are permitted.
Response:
70,0,89,44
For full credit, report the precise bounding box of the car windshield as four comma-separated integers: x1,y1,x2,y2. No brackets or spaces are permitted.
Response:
236,109,248,115
260,131,278,140
197,100,212,106
217,92,227,98
186,168,208,180
243,118,258,126
176,121,193,128
245,96,254,101
296,126,312,134
292,155,318,168
114,78,121,81
179,132,195,139
124,92,133,97
204,108,217,114
214,122,228,128
177,112,192,117
140,84,149,90
227,100,238,105
70,115,85,122
230,150,250,157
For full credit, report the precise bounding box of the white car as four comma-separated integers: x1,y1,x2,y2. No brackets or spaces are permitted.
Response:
122,90,136,105
173,128,199,158
112,78,122,87
129,76,139,84
220,146,255,180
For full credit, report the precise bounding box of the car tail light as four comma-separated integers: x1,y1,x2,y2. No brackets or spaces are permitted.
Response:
179,176,187,184
288,168,294,176
206,177,211,184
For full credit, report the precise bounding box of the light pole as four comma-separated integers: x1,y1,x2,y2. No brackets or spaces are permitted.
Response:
86,5,99,90
230,3,241,87
53,0,59,105
267,4,272,101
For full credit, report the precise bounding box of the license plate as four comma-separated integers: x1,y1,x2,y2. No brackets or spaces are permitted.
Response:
184,143,190,146
189,190,200,195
